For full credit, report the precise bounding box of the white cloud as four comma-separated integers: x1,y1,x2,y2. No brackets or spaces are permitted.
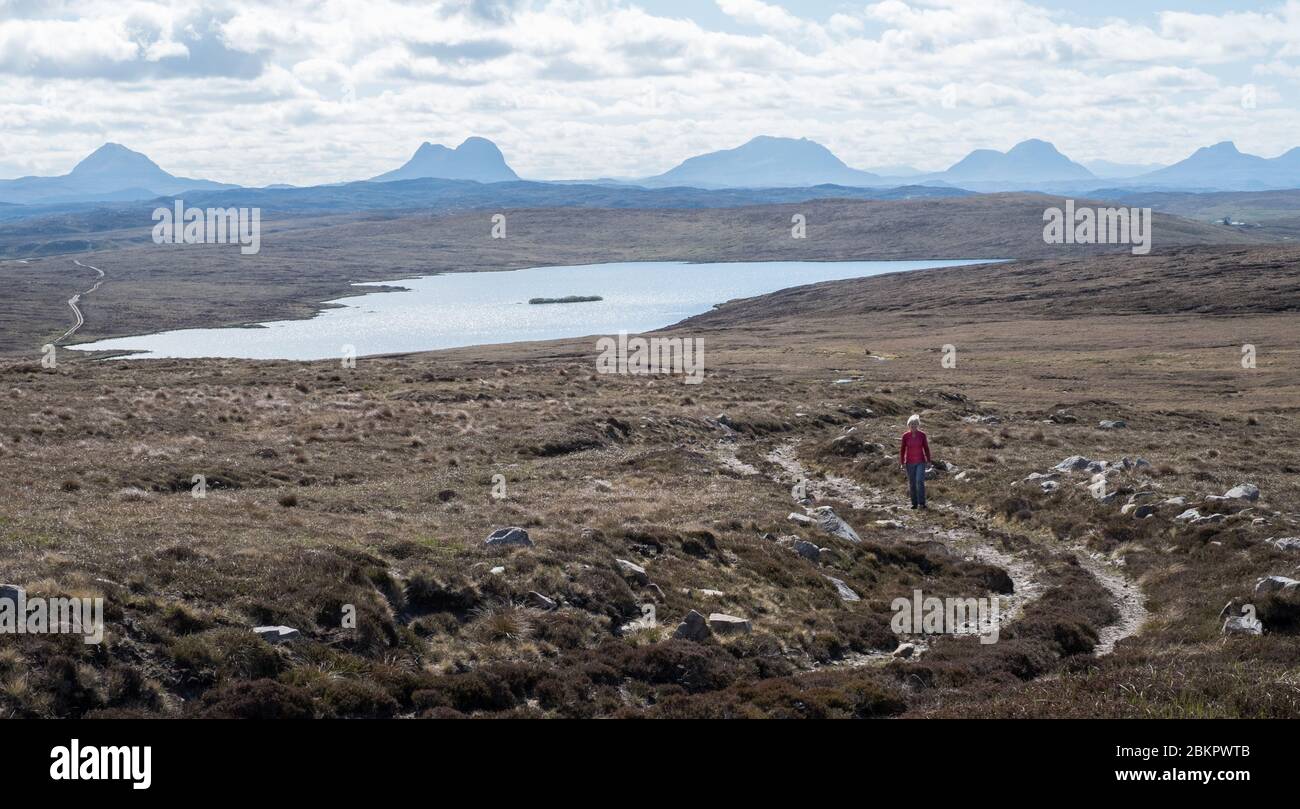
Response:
0,0,1295,184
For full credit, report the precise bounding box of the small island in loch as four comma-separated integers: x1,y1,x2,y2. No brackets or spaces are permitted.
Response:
528,295,604,305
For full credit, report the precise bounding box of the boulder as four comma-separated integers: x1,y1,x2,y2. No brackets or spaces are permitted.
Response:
1121,503,1157,518
253,626,301,644
824,575,860,602
1222,613,1263,636
875,519,904,530
1224,483,1260,502
811,506,861,543
792,540,821,562
892,643,916,659
1174,508,1202,523
485,527,533,548
707,613,752,634
672,609,712,642
1098,420,1127,429
1162,496,1187,508
787,512,814,526
615,559,650,586
1127,491,1160,504
1040,480,1059,494
1271,537,1300,552
526,591,557,610
1255,575,1300,600
1054,456,1105,474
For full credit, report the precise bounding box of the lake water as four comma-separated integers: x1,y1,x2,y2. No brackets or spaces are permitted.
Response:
69,259,994,360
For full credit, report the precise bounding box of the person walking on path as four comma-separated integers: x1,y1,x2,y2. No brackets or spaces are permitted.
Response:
899,414,932,509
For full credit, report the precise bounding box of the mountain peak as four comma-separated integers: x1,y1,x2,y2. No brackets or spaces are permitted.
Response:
70,143,166,178
943,138,1093,182
371,136,519,183
643,135,880,189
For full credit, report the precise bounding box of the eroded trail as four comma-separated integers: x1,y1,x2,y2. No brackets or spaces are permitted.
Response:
721,438,1146,660
55,259,106,344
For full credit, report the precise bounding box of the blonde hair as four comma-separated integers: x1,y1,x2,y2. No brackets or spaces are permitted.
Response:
907,414,921,428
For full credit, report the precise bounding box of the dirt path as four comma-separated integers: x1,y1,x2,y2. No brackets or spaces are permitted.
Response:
723,438,1146,659
55,259,105,344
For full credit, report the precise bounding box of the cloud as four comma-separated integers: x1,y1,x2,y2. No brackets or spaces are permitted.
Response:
0,0,1294,184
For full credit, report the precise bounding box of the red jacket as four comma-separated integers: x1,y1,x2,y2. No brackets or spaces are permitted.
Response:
900,430,931,465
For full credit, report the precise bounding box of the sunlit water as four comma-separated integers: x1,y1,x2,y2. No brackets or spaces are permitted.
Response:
70,259,996,360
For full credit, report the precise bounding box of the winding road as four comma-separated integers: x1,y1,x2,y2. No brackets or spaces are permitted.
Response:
54,259,105,344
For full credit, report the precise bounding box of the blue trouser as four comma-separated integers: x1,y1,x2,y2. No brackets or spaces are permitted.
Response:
906,463,927,507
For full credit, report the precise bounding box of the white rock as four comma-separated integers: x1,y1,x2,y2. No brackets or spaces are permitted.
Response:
1224,483,1260,502
485,527,533,547
615,558,650,585
253,626,300,644
824,575,860,602
707,613,752,634
811,506,861,543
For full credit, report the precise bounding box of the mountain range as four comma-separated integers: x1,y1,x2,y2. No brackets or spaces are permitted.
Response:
3,135,1300,211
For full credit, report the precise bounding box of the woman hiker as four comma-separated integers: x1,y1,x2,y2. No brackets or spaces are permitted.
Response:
899,414,932,509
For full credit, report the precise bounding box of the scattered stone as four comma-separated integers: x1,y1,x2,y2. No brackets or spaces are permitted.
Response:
1224,483,1261,502
787,512,814,526
792,540,821,561
485,527,533,548
892,643,915,659
1040,480,1059,494
1271,537,1300,552
1128,491,1160,504
824,575,860,602
1121,503,1157,518
1222,612,1263,636
1162,496,1187,508
1174,509,1202,523
672,610,711,642
525,591,557,610
1098,420,1127,429
253,626,301,644
875,519,904,529
1054,456,1106,474
707,613,752,634
615,559,650,586
682,588,725,598
1255,575,1300,600
962,414,1001,425
490,566,505,575
811,506,861,543
1193,513,1225,526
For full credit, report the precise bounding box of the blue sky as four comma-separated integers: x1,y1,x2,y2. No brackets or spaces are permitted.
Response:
0,0,1295,185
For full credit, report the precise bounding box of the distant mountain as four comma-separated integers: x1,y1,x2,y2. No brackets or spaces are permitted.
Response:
370,137,519,183
866,164,923,178
641,136,882,189
0,144,236,205
1085,160,1166,179
938,139,1094,184
1132,142,1300,191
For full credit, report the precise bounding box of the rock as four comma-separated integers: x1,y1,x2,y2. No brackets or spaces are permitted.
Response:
962,414,1001,425
526,591,557,610
682,588,725,598
1040,480,1059,493
1127,491,1160,504
615,559,650,586
1255,575,1300,600
1054,455,1106,474
875,519,904,530
672,609,712,642
1224,483,1260,502
1098,420,1127,429
824,575,860,602
485,527,533,548
489,566,505,575
787,512,814,526
811,506,861,543
1174,508,1202,523
817,546,839,562
892,643,915,658
1222,613,1263,636
1192,513,1225,525
1047,410,1077,424
1121,503,1157,518
792,540,821,562
253,626,301,644
829,434,883,457
1271,537,1300,552
707,613,752,634
1162,496,1187,508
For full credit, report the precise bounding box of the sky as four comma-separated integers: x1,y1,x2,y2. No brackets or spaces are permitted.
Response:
0,0,1296,186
